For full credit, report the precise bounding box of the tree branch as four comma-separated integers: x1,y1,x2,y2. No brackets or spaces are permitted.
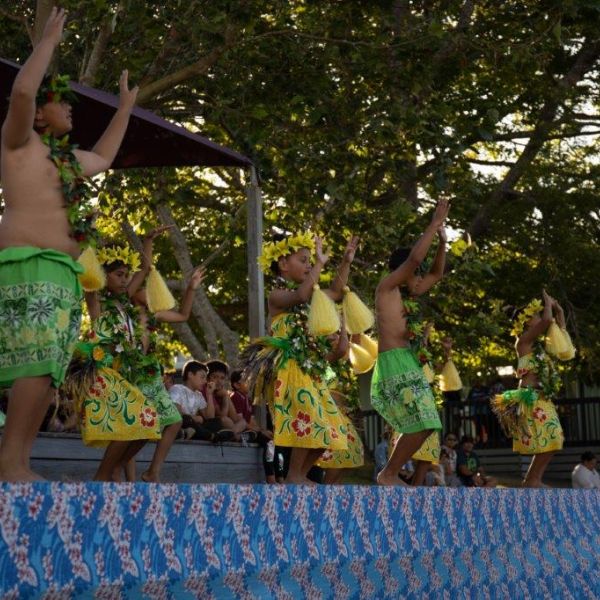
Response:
469,37,600,239
136,25,237,105
80,1,125,85
0,7,34,44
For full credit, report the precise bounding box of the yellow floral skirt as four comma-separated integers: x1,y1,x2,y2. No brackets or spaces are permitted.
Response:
316,416,364,469
390,430,440,464
511,397,564,455
79,366,162,448
269,359,348,450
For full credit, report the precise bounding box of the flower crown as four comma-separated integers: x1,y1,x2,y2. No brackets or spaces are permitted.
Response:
511,298,543,337
36,74,78,107
258,232,315,272
97,245,141,272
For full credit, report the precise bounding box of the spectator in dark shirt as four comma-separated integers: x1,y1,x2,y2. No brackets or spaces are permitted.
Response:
456,435,497,487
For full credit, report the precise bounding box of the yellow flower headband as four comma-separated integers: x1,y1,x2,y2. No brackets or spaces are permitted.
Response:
511,298,543,337
258,232,315,272
97,245,141,272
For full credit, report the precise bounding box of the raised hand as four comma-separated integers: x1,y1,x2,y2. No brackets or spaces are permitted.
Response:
40,7,66,48
438,226,448,243
189,266,206,290
542,289,553,306
118,70,139,111
314,236,329,265
431,198,450,228
342,236,360,264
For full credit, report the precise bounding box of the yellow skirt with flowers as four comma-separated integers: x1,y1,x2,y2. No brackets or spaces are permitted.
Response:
492,389,563,455
390,430,440,464
316,414,364,469
66,345,161,448
270,358,348,450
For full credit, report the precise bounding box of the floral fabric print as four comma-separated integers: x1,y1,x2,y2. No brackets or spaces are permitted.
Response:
371,347,442,434
0,248,83,388
316,415,364,469
512,397,564,455
269,313,348,450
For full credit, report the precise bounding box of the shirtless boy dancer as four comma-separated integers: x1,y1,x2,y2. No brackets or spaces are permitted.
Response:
371,199,449,485
0,8,137,481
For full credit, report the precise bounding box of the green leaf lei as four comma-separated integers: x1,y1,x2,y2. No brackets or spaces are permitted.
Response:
403,298,433,365
41,133,98,246
272,277,332,379
528,342,563,398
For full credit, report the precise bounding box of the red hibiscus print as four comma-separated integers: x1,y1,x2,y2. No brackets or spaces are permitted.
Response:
291,412,311,437
330,428,339,439
521,435,531,446
140,407,157,428
348,433,355,443
274,379,283,398
533,407,547,422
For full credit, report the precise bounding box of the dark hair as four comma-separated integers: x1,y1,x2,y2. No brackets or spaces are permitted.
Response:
182,360,207,381
581,451,596,463
104,260,128,273
269,233,287,275
388,247,411,271
460,435,474,444
230,369,244,387
206,359,229,377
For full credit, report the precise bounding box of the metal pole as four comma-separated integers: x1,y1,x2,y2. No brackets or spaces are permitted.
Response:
246,165,265,338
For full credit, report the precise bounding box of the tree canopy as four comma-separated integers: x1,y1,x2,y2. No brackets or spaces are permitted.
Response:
1,0,599,383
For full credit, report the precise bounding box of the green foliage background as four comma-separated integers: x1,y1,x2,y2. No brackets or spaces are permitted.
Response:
1,0,599,382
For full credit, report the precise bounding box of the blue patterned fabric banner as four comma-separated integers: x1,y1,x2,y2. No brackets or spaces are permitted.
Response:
0,482,599,598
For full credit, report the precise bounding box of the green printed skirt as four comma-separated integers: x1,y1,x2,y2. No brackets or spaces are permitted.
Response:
0,246,83,388
370,347,442,434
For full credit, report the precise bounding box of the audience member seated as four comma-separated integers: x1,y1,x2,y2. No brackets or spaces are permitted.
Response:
204,360,248,440
441,433,462,487
230,369,276,482
169,360,233,442
456,435,497,487
572,451,600,489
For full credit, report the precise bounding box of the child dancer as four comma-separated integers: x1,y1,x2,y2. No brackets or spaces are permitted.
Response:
66,233,167,480
126,265,206,482
0,8,137,481
491,290,574,487
371,199,449,485
242,234,358,484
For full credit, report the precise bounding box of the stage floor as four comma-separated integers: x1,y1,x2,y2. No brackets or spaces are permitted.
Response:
0,482,598,598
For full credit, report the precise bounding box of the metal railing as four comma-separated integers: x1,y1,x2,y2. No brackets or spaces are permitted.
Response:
360,396,600,453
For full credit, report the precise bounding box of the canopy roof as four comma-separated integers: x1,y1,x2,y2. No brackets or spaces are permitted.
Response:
0,58,252,169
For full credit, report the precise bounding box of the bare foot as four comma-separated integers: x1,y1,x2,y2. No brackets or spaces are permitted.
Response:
141,471,159,483
377,471,408,486
0,465,45,482
522,479,550,488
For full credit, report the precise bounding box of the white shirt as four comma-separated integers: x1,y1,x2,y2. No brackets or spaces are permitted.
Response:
571,464,600,489
169,384,207,416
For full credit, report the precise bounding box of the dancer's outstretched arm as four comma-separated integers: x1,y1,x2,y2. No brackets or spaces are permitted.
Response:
74,70,138,176
327,236,359,301
2,7,65,149
127,226,172,297
517,289,553,353
412,227,447,296
156,267,206,323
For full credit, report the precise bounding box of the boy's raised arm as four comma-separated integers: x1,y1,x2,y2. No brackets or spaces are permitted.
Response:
74,70,138,176
2,8,65,150
378,199,449,293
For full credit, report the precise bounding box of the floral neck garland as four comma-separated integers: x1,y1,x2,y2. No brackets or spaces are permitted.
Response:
526,342,562,398
41,133,97,246
98,290,144,356
403,298,432,366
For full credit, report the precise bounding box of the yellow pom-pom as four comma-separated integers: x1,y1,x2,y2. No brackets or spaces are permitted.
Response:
77,246,106,292
349,342,376,374
307,285,340,336
439,360,462,391
358,333,378,360
557,329,576,361
545,322,569,357
146,267,176,313
342,286,374,334
422,362,435,384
